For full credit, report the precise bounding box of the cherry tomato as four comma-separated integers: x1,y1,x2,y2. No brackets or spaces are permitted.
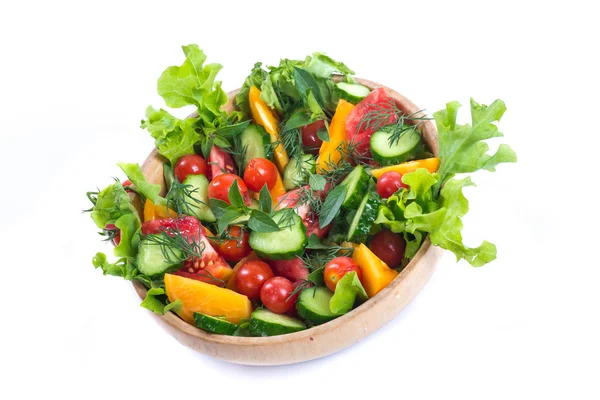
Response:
236,261,274,300
369,230,406,269
266,258,309,282
174,154,208,182
260,277,298,314
243,158,278,192
208,173,252,205
212,226,251,262
301,120,326,154
324,256,362,292
376,171,408,198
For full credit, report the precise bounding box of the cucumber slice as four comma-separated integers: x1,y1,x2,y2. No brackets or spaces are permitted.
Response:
347,191,380,242
336,82,371,104
339,165,369,209
249,210,307,259
136,237,183,276
283,154,316,190
239,124,271,170
370,127,424,166
297,287,336,325
181,174,216,223
193,312,239,335
249,308,306,337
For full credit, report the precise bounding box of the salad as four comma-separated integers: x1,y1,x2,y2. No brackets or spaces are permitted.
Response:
86,45,516,337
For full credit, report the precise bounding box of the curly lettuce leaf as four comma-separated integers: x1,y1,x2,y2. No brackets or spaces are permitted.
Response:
433,99,517,193
90,181,138,230
92,252,138,280
117,162,163,205
113,213,141,258
304,53,355,78
140,106,201,164
140,287,183,315
157,44,227,120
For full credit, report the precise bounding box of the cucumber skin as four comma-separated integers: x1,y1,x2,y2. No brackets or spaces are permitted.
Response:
347,192,381,243
193,313,239,335
336,82,370,104
249,310,306,337
182,174,216,223
249,213,308,260
136,238,183,277
340,166,370,210
370,129,425,166
296,287,337,325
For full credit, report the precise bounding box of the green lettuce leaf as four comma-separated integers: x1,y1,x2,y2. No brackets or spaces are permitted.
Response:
330,271,368,315
140,287,183,315
157,44,226,120
92,252,138,280
90,180,139,230
140,106,201,164
433,99,517,193
113,213,141,258
304,53,355,78
117,162,163,205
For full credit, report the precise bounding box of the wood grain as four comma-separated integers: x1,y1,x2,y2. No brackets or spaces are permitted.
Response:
132,78,443,365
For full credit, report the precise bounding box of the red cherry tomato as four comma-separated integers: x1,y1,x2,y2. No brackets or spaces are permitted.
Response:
208,173,251,205
174,154,208,182
376,171,408,198
211,226,251,262
369,230,406,269
301,120,326,154
260,276,298,314
104,223,121,246
243,158,278,192
235,261,274,300
323,256,362,292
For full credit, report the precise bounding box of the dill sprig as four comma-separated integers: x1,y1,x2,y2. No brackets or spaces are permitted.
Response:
272,127,303,161
356,97,432,147
166,181,206,218
142,225,206,264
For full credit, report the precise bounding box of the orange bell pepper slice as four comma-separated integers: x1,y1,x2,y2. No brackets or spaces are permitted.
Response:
352,243,399,298
143,199,177,221
316,99,355,173
249,86,289,175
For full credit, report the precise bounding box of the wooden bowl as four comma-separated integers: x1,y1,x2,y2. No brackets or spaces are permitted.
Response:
132,78,443,365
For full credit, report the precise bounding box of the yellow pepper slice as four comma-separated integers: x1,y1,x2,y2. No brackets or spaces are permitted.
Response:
352,243,399,298
316,99,355,173
269,172,287,205
370,158,439,180
249,86,289,174
143,199,177,221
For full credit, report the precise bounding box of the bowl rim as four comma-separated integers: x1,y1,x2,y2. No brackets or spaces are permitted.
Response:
132,76,439,345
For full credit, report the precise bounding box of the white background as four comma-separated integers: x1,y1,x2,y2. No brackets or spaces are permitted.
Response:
1,1,599,399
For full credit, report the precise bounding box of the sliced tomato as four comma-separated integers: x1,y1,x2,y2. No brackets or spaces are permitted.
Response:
141,216,232,286
275,184,331,239
345,87,398,158
266,258,309,282
208,145,238,180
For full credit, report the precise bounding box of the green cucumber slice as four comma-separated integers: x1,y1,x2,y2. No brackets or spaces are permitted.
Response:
283,154,316,190
249,308,306,337
193,313,239,335
136,237,183,276
347,191,380,242
370,127,424,166
181,174,216,223
249,211,307,259
336,82,371,104
239,124,271,171
339,165,369,209
297,287,336,325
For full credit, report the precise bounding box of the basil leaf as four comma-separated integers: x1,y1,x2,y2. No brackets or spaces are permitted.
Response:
317,126,330,143
309,173,327,191
305,234,329,250
259,184,272,214
209,198,230,220
227,181,245,209
293,67,325,107
213,120,250,139
218,209,243,234
282,109,313,132
307,266,325,286
319,185,347,228
330,271,368,315
248,210,280,233
212,134,231,149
